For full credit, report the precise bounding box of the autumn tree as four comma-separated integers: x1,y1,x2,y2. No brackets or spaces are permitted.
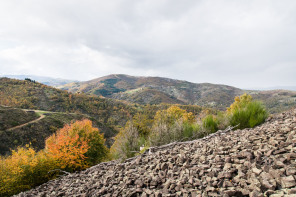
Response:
45,119,109,171
0,146,57,196
149,106,197,146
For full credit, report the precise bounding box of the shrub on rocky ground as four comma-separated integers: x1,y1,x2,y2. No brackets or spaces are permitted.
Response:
202,114,218,133
228,94,268,129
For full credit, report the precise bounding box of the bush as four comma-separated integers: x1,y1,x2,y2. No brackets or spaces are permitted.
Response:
0,146,58,197
202,115,218,133
182,122,201,140
215,111,228,130
227,93,252,113
229,101,268,129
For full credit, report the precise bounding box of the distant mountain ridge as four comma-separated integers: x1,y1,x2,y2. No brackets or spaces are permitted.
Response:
59,74,296,113
1,75,78,87
60,74,242,108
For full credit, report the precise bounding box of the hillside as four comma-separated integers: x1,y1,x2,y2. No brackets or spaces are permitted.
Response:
0,105,39,130
0,78,138,145
0,78,208,148
16,108,296,196
0,106,108,155
60,74,296,113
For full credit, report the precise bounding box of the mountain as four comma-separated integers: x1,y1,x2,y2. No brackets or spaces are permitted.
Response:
60,74,296,113
1,75,78,87
16,108,296,196
60,74,243,107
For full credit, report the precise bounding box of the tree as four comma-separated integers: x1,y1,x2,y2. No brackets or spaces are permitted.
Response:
45,119,108,171
149,106,197,146
110,121,139,160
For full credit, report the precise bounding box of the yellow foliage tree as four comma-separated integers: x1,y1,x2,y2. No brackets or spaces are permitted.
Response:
0,146,57,196
227,93,253,114
154,105,195,126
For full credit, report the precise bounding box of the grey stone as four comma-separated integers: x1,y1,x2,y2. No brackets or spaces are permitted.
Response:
281,176,296,188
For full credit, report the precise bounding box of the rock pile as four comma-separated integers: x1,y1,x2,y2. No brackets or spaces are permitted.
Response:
16,109,296,197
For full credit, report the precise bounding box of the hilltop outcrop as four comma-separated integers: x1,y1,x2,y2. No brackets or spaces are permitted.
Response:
16,109,296,196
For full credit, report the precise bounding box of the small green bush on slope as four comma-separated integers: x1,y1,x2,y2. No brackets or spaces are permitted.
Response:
227,94,268,129
202,114,218,133
229,101,268,129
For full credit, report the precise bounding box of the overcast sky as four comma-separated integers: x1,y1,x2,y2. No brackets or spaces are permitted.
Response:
0,0,296,89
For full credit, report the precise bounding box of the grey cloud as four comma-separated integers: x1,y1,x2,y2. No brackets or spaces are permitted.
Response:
0,0,296,88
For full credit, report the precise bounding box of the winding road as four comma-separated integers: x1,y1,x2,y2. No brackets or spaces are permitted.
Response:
7,112,46,131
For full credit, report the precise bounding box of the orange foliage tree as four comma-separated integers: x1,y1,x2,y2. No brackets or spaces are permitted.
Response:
45,119,109,172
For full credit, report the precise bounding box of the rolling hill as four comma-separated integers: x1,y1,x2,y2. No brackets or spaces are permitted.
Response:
60,74,296,113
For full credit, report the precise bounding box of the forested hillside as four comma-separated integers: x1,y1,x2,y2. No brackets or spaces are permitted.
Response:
0,78,135,135
60,74,296,113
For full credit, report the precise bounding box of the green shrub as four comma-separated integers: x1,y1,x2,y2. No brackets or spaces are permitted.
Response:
215,111,229,130
149,119,183,146
229,101,268,129
182,122,201,140
202,115,218,133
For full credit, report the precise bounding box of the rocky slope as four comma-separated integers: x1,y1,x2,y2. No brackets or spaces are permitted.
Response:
16,109,296,197
59,74,296,113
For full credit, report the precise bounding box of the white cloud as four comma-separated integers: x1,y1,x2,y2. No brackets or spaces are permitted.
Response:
0,0,296,88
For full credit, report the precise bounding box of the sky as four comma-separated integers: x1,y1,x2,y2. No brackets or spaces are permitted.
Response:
0,0,296,89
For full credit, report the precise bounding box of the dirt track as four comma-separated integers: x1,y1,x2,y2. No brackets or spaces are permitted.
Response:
7,113,45,131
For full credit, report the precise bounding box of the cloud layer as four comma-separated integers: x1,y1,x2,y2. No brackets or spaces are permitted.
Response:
0,0,296,88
